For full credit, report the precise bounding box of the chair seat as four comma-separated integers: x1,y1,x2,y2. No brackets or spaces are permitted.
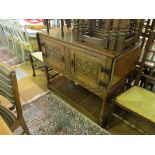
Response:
116,86,155,123
31,51,43,62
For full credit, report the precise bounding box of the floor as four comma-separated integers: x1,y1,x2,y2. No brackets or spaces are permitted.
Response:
16,62,48,104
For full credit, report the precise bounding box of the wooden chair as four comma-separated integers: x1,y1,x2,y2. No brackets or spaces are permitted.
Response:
0,62,30,134
13,21,38,63
110,30,155,134
141,19,155,48
0,19,24,61
0,19,15,52
6,20,20,57
0,20,8,49
12,21,45,73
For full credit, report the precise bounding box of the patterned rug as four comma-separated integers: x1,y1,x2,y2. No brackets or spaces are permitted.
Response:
0,48,22,67
16,91,109,135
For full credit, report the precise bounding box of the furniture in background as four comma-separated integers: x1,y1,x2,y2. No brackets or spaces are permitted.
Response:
44,19,65,37
137,20,155,89
38,24,141,126
0,62,30,134
44,19,72,36
110,30,155,134
29,32,59,82
72,19,142,52
16,19,45,37
141,19,155,48
0,19,45,63
0,20,16,52
12,21,48,78
13,21,39,63
65,19,72,29
0,20,8,49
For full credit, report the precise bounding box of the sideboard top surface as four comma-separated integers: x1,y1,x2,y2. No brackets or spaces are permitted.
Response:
39,28,140,58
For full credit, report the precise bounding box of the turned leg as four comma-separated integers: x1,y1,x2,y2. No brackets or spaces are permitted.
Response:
29,54,36,77
99,99,112,129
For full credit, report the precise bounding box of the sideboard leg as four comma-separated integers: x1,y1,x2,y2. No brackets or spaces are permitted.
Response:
99,99,111,129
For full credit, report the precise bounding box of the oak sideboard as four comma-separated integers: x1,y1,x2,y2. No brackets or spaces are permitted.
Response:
37,29,141,126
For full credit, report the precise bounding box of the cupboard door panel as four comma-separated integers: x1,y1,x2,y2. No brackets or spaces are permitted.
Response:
69,48,108,97
41,37,65,72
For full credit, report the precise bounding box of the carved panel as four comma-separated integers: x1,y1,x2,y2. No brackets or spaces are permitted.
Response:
70,49,104,97
40,36,65,72
46,46,63,62
75,55,99,81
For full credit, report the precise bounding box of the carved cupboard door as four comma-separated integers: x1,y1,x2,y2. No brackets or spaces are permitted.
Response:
41,38,65,73
69,48,110,97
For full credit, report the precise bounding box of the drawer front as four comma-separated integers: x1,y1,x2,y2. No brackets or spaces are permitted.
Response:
40,36,65,72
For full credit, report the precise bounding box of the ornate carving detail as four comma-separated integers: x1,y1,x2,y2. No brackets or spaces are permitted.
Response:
46,46,63,62
75,55,99,80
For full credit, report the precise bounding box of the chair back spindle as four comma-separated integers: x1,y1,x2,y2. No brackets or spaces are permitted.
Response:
135,30,155,86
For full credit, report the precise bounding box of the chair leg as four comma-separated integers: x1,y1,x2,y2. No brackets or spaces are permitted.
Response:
44,65,50,83
29,54,36,77
20,118,30,135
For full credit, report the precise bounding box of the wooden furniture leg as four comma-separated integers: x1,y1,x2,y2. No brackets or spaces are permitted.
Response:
67,19,71,28
44,65,50,83
99,99,111,129
20,118,30,135
29,54,36,76
45,19,50,34
61,19,64,37
10,118,30,135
